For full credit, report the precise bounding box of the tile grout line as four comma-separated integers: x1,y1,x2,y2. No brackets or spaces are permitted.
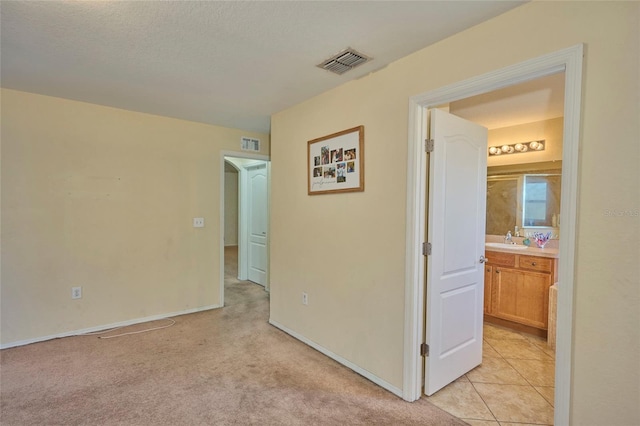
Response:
470,336,503,423
479,325,555,424
468,379,499,423
502,333,556,401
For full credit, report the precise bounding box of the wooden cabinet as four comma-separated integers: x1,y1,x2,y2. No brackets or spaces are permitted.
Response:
484,250,557,335
484,265,493,314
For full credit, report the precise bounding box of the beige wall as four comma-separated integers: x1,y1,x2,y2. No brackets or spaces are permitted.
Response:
224,170,239,246
487,117,563,167
1,89,269,345
270,2,639,424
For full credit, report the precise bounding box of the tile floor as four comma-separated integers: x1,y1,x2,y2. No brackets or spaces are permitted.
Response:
426,322,555,425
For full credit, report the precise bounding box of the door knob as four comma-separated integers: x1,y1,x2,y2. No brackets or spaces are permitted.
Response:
479,255,488,264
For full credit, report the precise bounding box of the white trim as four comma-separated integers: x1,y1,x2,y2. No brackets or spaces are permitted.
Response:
221,151,270,162
0,304,222,349
553,44,583,426
238,166,248,281
402,103,428,401
269,319,404,398
403,45,583,426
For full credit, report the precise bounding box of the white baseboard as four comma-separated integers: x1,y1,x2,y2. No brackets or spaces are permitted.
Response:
268,319,403,398
1,304,222,349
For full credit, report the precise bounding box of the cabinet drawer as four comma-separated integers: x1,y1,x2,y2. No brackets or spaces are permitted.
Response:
485,251,516,267
519,255,553,273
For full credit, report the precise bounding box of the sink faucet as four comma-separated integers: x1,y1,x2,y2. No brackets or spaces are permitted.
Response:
504,230,513,244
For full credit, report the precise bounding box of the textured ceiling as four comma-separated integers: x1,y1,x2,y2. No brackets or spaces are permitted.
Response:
1,1,526,134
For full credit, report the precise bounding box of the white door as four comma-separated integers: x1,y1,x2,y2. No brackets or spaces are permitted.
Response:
247,163,268,286
424,109,487,395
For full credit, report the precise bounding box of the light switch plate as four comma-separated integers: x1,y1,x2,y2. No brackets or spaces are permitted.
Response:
193,217,205,228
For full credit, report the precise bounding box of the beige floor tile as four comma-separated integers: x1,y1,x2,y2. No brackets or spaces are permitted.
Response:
520,333,556,357
485,338,552,360
483,324,527,341
483,340,501,358
467,356,529,385
535,385,555,407
425,381,495,421
456,374,470,383
461,420,499,426
507,358,555,386
473,383,554,424
521,332,547,345
534,341,557,359
500,423,552,426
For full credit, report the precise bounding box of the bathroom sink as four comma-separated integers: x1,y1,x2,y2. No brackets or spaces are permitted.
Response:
485,242,528,250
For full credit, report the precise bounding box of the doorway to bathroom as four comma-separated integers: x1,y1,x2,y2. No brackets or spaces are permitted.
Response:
403,45,583,426
420,73,565,424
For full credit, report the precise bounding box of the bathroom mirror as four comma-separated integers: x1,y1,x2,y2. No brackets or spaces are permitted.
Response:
522,174,561,227
486,163,561,237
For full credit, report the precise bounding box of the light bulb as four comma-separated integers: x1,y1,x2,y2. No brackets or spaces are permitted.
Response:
514,143,524,151
529,141,539,150
535,142,544,150
501,145,510,153
489,146,498,155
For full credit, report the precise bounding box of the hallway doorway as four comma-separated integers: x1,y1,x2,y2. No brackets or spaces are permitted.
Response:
220,152,270,306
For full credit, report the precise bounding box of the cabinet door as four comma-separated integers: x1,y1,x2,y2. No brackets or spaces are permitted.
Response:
492,267,552,329
484,265,493,314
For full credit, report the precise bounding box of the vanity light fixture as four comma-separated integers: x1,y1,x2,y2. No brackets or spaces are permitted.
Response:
488,139,545,156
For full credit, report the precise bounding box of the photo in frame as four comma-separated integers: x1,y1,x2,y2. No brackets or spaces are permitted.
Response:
307,126,364,195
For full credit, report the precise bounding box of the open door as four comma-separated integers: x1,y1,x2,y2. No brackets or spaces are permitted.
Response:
247,163,268,286
424,108,487,395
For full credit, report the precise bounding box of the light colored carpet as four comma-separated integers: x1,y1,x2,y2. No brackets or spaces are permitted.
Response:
0,247,464,425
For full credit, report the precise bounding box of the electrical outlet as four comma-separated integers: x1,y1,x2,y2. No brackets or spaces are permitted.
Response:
193,217,205,228
71,286,82,300
302,292,308,305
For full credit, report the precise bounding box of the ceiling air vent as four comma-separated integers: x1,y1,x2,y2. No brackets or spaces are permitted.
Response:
317,48,372,75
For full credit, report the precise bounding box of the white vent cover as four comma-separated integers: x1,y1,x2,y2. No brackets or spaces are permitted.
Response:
241,137,260,152
317,48,372,75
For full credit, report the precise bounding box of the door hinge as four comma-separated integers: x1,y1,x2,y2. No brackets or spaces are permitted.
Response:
420,343,430,357
425,139,434,153
422,242,432,256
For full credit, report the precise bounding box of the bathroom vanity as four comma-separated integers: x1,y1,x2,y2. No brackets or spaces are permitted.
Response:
484,247,558,337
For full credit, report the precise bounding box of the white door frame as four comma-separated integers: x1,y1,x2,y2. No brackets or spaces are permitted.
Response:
220,151,270,305
403,44,583,426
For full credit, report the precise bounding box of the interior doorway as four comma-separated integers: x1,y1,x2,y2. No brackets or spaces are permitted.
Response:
450,71,565,333
220,152,270,307
403,45,583,426
421,74,564,424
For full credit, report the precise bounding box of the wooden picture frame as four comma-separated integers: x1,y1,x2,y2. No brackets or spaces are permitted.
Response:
308,126,364,195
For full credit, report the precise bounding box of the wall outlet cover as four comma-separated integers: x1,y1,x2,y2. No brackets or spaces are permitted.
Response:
71,286,82,299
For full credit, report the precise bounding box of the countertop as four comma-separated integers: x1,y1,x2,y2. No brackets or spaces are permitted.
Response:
485,235,560,259
484,244,559,259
